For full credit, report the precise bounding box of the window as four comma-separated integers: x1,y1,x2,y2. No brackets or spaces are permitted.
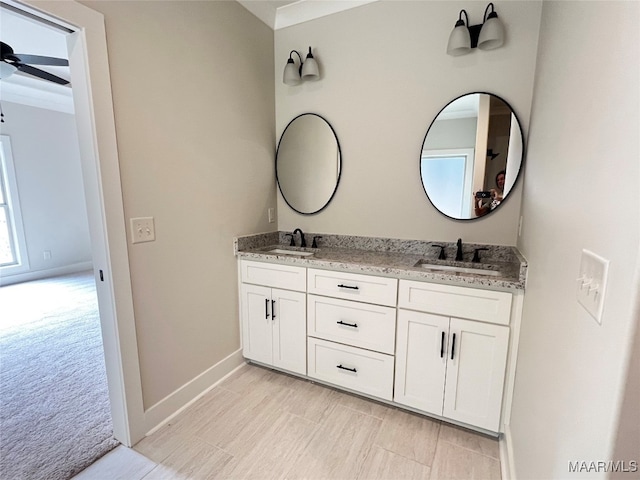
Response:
0,135,29,273
421,148,475,218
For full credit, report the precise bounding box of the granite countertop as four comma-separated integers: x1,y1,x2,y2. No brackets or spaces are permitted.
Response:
234,231,527,292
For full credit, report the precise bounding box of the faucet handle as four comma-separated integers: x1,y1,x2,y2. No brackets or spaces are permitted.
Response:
285,233,295,246
472,248,489,263
455,238,464,261
312,236,322,248
432,244,446,260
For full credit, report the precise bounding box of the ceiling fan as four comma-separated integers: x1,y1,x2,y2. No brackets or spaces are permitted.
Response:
0,41,70,85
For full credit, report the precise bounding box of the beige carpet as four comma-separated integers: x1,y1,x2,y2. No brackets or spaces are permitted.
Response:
0,271,119,479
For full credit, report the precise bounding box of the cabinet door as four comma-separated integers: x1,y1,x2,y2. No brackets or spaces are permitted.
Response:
240,283,273,365
272,288,307,375
394,309,449,416
443,318,509,432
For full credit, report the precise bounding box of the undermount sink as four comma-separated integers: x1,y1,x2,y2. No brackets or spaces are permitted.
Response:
415,261,501,277
267,248,315,257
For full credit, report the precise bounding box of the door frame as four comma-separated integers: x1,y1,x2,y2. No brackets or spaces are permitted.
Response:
12,0,145,446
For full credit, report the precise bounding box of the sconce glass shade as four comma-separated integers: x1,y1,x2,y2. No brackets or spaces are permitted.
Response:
478,13,504,50
447,23,472,56
301,48,319,80
0,62,17,80
283,59,301,86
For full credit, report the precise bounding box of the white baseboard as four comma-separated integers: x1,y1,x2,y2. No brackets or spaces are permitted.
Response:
500,424,517,480
0,261,94,286
142,349,246,435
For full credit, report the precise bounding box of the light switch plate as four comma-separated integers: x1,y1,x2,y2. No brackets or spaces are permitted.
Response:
130,217,155,244
577,249,609,324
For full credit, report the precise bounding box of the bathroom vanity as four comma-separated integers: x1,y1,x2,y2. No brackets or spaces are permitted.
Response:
235,231,526,435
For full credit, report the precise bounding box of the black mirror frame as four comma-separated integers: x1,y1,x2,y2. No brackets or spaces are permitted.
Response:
419,91,526,221
276,112,342,216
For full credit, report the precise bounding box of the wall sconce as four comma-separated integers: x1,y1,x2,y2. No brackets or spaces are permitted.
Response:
283,47,319,86
447,3,505,56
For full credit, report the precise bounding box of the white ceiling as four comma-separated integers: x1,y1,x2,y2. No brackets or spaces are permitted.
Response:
0,5,73,113
238,0,378,30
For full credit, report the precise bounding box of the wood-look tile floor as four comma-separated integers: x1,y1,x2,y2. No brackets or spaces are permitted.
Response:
73,364,501,480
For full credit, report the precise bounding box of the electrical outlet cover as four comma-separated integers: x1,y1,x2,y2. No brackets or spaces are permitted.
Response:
577,249,609,324
130,217,155,244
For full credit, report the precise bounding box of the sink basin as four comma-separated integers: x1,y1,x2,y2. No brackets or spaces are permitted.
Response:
267,248,315,257
415,261,501,277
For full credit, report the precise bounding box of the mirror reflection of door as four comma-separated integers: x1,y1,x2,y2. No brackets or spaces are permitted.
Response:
484,95,512,195
420,92,524,220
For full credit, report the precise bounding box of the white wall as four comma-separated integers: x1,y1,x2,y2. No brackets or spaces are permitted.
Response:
82,0,276,409
423,117,477,151
0,101,92,283
275,1,542,245
512,1,639,477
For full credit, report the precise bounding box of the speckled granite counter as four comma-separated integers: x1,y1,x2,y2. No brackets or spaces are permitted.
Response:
234,231,527,292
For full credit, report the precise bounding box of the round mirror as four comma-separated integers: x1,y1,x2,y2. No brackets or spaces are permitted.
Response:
276,113,342,215
420,92,524,220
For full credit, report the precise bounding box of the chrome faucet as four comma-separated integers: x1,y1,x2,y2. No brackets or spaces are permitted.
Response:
455,238,464,261
293,228,306,248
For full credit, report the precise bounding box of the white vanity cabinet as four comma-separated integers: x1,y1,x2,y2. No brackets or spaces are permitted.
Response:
237,255,523,434
395,280,511,432
240,261,306,375
306,268,398,401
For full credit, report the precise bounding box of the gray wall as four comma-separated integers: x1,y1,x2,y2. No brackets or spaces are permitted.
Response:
82,0,276,409
513,1,639,477
275,0,543,245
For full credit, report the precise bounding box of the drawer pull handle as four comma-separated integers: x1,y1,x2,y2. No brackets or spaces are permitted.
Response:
440,331,445,358
336,364,357,373
265,298,270,319
337,284,359,290
337,320,358,328
451,333,456,360
271,300,276,320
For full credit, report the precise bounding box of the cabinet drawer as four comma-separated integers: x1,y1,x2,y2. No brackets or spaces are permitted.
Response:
398,280,512,325
307,337,394,400
308,295,396,354
307,269,397,306
241,260,306,292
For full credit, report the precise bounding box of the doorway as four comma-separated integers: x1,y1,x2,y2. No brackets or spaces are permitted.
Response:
1,0,145,448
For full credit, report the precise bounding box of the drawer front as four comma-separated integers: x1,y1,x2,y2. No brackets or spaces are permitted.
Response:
308,295,396,354
307,337,394,400
241,260,306,291
398,280,512,325
307,269,397,306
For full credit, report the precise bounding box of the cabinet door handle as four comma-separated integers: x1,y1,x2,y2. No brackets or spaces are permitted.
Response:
440,331,445,358
265,298,270,319
337,284,359,290
271,300,276,320
451,333,456,360
337,320,358,328
336,364,357,373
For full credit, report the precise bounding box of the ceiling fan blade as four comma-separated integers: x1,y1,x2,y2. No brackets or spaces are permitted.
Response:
11,53,69,66
16,64,70,85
